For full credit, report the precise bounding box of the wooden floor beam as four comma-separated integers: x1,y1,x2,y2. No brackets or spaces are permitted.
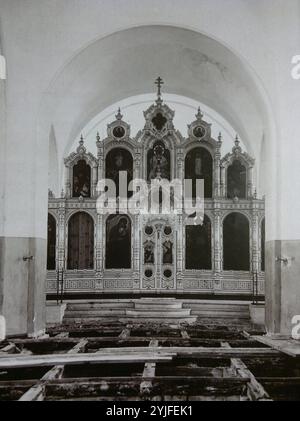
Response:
18,339,88,401
221,342,271,401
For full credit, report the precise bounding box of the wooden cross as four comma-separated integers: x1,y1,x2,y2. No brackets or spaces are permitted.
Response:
155,77,164,97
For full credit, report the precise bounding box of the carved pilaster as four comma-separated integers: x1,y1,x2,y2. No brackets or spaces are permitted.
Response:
248,166,254,199
92,165,98,197
97,140,104,181
251,210,259,272
176,149,184,180
134,151,141,180
220,165,226,198
214,137,222,198
64,165,71,198
176,215,183,274
96,213,103,273
58,202,66,270
133,215,140,273
213,208,222,273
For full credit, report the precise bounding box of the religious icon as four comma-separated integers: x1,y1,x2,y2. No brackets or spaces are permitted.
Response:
193,126,206,139
106,148,133,197
185,147,213,198
72,160,91,198
185,216,212,270
195,153,202,176
147,141,170,181
113,126,126,139
144,241,155,264
106,215,131,269
163,240,173,264
227,160,247,199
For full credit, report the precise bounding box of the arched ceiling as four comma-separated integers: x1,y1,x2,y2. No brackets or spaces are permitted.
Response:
44,25,266,179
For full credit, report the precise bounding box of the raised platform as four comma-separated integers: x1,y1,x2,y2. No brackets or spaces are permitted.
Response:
59,298,253,326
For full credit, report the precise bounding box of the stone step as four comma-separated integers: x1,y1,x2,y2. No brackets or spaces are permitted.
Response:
63,315,197,324
120,316,197,324
134,303,183,310
62,317,123,324
67,303,133,310
64,310,126,318
191,312,250,319
126,309,191,317
190,308,249,314
183,303,249,311
137,298,178,303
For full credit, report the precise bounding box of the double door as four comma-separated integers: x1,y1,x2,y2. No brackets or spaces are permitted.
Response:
141,219,176,290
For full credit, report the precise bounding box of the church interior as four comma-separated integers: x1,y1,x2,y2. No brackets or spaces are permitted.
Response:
0,0,300,402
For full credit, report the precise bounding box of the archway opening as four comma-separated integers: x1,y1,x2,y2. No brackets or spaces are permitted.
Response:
223,213,250,271
185,147,213,199
47,214,56,271
105,214,131,269
186,215,212,270
67,212,94,270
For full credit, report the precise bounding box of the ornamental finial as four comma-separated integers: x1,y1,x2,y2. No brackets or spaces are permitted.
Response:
218,132,222,142
155,76,164,100
116,107,123,121
235,134,240,147
196,106,203,120
79,134,84,146
96,132,100,142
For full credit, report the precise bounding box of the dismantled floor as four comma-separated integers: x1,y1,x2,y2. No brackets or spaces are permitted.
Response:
1,314,300,401
0,299,299,401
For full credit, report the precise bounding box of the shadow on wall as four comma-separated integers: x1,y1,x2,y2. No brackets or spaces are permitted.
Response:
0,315,6,340
0,55,6,80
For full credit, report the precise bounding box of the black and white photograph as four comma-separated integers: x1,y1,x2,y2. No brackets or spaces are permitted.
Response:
0,0,300,405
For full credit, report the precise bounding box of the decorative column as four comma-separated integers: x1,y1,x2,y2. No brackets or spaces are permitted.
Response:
220,165,226,198
248,166,254,198
133,215,140,273
57,201,66,271
176,148,184,180
64,164,71,198
213,208,222,274
154,223,163,290
96,214,103,274
92,164,98,197
251,208,259,273
176,215,184,290
96,132,104,181
214,134,222,198
134,150,141,179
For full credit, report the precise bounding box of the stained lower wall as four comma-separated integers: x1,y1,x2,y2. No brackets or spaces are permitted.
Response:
0,237,47,337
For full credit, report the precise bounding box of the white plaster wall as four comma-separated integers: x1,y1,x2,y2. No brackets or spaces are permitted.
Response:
0,0,299,243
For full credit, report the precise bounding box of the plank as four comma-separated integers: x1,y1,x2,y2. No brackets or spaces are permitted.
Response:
0,343,19,354
221,342,271,401
8,337,267,350
18,339,88,401
257,377,300,384
252,335,300,358
0,353,174,369
0,347,279,370
140,339,158,394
